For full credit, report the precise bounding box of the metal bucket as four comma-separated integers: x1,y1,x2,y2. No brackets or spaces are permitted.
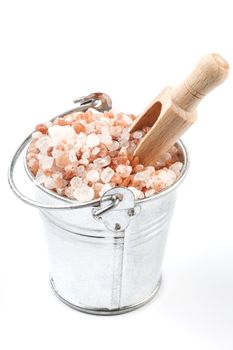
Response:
8,100,189,315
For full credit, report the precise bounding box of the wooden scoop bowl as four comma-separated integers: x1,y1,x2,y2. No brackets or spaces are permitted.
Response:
130,53,229,166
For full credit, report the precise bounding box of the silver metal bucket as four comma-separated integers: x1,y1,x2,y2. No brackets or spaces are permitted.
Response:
8,99,189,315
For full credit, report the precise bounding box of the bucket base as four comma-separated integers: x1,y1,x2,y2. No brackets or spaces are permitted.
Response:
50,276,162,316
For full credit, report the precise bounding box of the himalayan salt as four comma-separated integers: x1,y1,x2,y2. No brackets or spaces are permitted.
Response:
49,125,76,145
44,177,56,190
116,164,132,178
93,156,111,168
28,108,183,202
86,169,100,183
86,133,100,148
73,185,94,202
101,167,114,184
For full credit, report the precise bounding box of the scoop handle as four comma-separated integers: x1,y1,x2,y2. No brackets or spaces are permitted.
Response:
171,53,229,111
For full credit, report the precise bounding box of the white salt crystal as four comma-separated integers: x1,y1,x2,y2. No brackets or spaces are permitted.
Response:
52,148,64,159
70,176,83,188
101,167,114,184
109,126,122,137
44,177,56,190
99,133,112,146
93,156,111,168
169,162,183,176
86,170,100,183
35,170,46,184
108,141,119,152
133,130,143,139
38,155,54,170
86,134,100,148
49,125,76,145
116,165,132,178
35,136,52,154
32,131,42,139
69,149,77,162
122,114,133,125
73,185,94,202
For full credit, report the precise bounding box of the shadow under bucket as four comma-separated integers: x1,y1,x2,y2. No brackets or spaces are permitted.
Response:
8,103,189,316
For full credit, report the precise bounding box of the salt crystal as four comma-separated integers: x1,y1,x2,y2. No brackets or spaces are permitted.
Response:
107,141,119,152
109,126,122,137
86,133,100,148
32,131,42,139
99,133,112,146
44,177,56,190
49,125,76,145
169,162,183,176
76,165,85,177
92,147,100,156
70,176,83,188
93,156,111,168
38,155,54,170
86,169,100,183
116,164,132,178
73,185,94,202
101,167,114,184
52,148,64,159
35,170,46,184
122,114,133,125
134,170,151,182
35,136,52,154
133,130,143,139
69,149,77,162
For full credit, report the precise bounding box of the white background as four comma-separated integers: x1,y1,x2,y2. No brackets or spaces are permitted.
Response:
1,1,233,349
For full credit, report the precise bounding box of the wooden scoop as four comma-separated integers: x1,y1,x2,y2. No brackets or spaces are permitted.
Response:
130,53,229,166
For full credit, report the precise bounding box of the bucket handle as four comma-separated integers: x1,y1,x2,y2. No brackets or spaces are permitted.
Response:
7,95,122,210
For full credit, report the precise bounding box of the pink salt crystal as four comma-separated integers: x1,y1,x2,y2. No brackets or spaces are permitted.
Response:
116,164,132,178
92,147,100,156
55,154,70,169
35,170,46,184
44,177,56,190
73,185,94,202
65,186,75,199
101,167,114,184
93,156,111,168
86,169,100,183
86,133,100,148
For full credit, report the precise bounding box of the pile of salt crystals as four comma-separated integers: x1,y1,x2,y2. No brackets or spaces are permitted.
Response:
27,108,183,202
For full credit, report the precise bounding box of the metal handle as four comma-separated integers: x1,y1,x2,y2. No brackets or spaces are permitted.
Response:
8,94,116,210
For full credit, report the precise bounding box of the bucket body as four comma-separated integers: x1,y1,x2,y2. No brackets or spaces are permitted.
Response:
31,141,188,315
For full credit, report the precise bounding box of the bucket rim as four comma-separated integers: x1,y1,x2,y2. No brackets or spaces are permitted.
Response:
24,139,189,206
